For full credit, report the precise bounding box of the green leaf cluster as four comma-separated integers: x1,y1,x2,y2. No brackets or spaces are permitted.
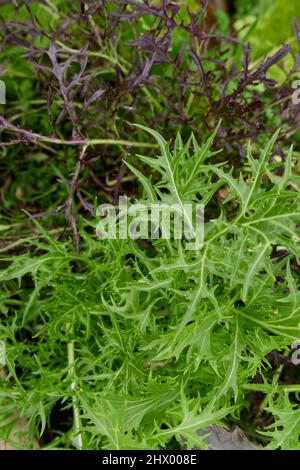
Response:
0,127,299,449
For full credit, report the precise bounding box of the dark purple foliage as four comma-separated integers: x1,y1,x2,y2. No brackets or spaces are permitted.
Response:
0,0,300,249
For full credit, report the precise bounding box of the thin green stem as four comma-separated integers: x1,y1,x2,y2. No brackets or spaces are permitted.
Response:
67,336,83,450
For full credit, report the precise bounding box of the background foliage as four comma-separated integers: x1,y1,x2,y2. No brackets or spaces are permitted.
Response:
0,0,300,450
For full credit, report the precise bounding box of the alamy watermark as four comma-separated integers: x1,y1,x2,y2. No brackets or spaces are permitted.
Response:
292,341,300,365
0,341,5,365
0,80,6,105
96,196,204,250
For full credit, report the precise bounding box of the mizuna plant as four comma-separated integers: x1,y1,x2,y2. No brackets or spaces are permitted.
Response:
0,127,299,449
